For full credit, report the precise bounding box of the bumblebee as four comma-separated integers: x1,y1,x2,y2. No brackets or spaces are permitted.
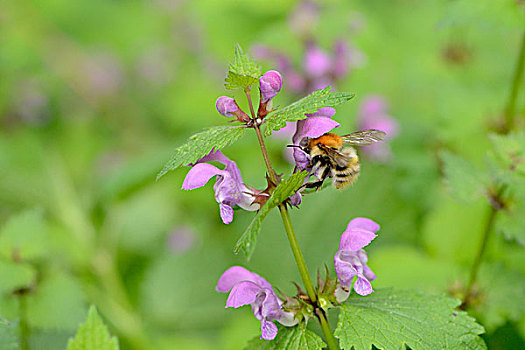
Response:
292,129,386,190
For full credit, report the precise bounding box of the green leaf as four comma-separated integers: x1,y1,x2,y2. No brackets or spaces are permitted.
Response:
0,209,50,261
0,318,19,350
263,87,354,136
0,258,36,294
335,289,487,350
67,306,119,350
156,126,245,180
245,324,326,350
234,171,308,259
224,43,262,90
440,151,490,203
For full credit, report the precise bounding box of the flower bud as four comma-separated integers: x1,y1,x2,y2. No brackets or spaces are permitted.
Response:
215,96,251,123
259,70,282,103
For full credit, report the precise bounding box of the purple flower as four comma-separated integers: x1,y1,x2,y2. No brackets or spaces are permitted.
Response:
259,70,282,103
291,107,339,170
216,266,298,340
215,96,250,123
334,217,379,297
182,150,259,224
304,44,332,79
167,226,195,254
357,96,399,162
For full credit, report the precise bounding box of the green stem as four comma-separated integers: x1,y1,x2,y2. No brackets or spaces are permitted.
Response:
317,309,339,350
18,294,28,350
504,31,525,131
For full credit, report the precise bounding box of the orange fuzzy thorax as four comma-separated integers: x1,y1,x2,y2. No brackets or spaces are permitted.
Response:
311,133,343,149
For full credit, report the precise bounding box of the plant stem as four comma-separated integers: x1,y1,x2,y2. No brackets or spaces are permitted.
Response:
18,294,28,350
317,309,339,350
462,204,497,307
244,87,257,122
504,31,525,131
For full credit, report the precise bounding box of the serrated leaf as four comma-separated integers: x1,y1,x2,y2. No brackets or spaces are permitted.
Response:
263,87,354,136
0,258,36,294
245,324,326,350
224,43,262,90
335,289,487,350
67,306,119,350
0,209,50,261
157,126,245,180
234,171,308,259
440,151,490,203
0,318,19,350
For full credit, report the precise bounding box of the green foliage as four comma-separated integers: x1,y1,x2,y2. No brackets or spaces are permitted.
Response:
335,289,487,350
245,324,326,350
67,306,119,350
444,0,525,30
263,88,354,136
474,264,525,331
0,318,19,350
440,150,490,203
224,43,262,90
0,209,49,261
234,171,308,259
27,273,87,331
489,132,525,182
157,126,245,180
0,259,36,294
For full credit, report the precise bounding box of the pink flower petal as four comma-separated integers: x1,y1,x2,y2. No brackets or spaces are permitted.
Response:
226,281,262,308
339,228,377,251
346,217,380,233
301,117,340,139
181,163,224,190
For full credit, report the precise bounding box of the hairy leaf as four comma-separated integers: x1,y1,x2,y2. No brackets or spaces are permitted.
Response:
0,259,36,294
234,171,308,259
335,289,486,350
263,87,354,136
157,126,245,180
440,151,490,203
67,306,119,350
224,43,262,90
245,324,325,350
489,132,525,182
0,318,19,350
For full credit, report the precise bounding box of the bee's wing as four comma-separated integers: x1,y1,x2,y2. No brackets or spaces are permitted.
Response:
317,144,352,168
341,129,386,146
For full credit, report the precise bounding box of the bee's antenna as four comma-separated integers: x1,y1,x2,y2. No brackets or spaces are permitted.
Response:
286,144,302,149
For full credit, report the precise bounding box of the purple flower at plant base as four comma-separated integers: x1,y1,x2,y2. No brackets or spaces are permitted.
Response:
216,266,298,340
334,217,379,297
357,95,399,162
182,150,259,224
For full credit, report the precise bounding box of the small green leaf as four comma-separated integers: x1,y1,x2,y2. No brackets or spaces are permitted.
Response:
0,318,19,350
245,324,326,350
489,132,525,181
0,259,36,294
495,183,525,245
157,125,245,180
263,87,354,136
440,151,490,203
224,43,262,90
234,171,308,259
335,289,487,350
67,306,119,350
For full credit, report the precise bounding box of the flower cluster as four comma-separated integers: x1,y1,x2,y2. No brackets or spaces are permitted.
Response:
216,217,379,340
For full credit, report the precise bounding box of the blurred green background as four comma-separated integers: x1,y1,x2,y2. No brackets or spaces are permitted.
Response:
1,0,524,349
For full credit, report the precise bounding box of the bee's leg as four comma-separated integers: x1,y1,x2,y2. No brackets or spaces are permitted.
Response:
304,179,324,190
